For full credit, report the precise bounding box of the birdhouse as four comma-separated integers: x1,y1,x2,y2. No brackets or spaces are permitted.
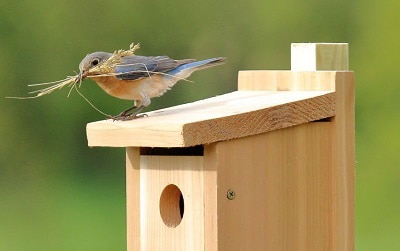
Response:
86,43,354,251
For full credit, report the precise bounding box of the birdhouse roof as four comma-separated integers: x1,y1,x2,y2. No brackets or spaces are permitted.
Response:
86,76,335,147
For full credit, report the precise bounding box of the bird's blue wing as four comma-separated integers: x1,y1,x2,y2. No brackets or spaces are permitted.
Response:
114,56,193,80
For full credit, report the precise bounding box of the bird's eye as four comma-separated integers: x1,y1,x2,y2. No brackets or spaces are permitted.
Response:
91,58,100,66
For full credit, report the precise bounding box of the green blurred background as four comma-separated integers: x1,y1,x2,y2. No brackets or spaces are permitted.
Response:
1,0,398,250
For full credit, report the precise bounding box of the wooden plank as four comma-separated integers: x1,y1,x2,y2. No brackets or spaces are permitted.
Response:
87,90,335,147
330,72,355,250
212,122,334,250
139,156,204,251
291,43,348,71
126,148,140,251
203,146,218,250
238,71,337,91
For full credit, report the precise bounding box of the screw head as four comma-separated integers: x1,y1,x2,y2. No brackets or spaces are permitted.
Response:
227,189,236,200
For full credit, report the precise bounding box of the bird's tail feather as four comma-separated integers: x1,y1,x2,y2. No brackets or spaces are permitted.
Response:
168,57,226,75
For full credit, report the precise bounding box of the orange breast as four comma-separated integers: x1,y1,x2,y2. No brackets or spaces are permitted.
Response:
88,74,179,102
89,75,143,100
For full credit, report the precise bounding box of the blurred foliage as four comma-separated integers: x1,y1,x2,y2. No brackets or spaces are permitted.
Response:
0,0,399,250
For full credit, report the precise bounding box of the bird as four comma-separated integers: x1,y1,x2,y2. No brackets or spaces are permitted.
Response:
77,47,226,120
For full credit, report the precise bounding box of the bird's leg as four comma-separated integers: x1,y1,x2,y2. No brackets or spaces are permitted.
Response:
119,105,138,116
110,105,147,121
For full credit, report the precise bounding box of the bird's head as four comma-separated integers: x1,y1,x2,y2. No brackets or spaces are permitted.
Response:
77,52,112,82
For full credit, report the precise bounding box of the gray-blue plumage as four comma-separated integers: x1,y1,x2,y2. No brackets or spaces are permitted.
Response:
114,56,225,81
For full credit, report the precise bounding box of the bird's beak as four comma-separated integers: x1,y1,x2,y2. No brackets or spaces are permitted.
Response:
76,71,88,83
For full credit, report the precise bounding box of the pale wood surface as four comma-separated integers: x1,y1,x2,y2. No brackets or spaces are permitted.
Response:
238,71,337,91
126,150,219,251
205,71,354,250
330,72,355,250
139,156,204,251
291,43,348,71
208,122,334,250
87,89,335,147
126,148,140,251
203,146,219,250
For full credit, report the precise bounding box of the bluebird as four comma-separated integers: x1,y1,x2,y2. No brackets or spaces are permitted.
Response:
77,48,226,120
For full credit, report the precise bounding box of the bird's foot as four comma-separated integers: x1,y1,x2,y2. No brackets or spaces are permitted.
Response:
108,105,147,121
109,113,148,121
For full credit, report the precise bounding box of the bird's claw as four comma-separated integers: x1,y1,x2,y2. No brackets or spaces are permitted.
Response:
106,105,147,121
108,112,148,121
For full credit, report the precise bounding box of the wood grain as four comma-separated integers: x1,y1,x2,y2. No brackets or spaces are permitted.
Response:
126,148,140,251
87,89,335,147
139,156,204,250
238,71,338,91
208,122,334,250
330,72,355,250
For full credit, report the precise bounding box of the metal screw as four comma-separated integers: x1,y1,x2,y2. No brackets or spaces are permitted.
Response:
227,189,236,200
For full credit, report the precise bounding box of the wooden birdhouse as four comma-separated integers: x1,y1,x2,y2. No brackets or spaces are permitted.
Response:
86,43,354,251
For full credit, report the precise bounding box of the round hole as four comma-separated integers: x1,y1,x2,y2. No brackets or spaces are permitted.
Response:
159,184,184,228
